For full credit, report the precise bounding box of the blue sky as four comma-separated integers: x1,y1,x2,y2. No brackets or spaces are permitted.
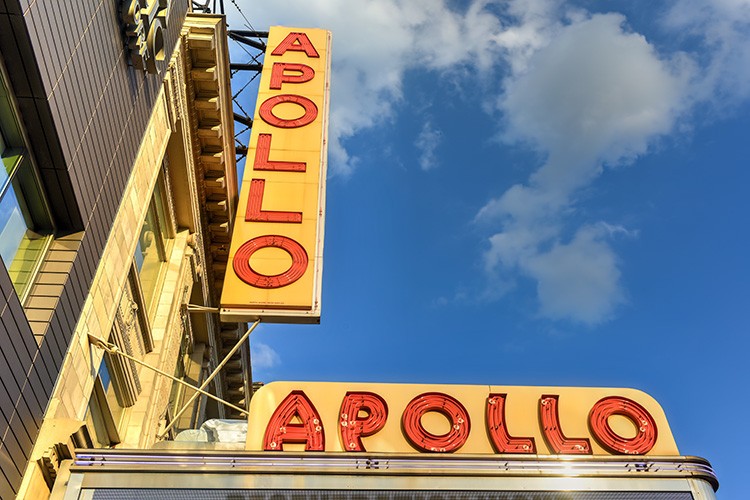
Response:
228,1,748,497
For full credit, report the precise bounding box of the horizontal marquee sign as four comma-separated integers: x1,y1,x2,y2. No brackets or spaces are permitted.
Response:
246,382,679,456
221,26,331,323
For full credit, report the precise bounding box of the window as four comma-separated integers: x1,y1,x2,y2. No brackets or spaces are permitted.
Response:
105,268,153,406
166,306,211,435
166,315,193,432
85,361,124,448
86,273,154,447
133,172,174,315
98,359,127,432
0,68,53,300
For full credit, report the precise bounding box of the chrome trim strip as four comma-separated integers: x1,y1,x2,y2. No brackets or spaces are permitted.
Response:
70,450,718,491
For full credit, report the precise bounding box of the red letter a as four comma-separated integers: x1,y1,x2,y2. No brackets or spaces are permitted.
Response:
271,32,320,57
263,390,325,451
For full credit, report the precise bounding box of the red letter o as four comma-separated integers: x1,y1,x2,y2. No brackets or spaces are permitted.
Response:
401,392,470,453
589,396,658,455
259,94,318,128
233,235,308,289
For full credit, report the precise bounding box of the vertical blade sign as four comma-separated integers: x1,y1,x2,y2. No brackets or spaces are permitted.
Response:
221,27,331,324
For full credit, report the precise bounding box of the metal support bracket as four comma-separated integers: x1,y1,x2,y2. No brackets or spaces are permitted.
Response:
156,319,261,439
87,324,258,431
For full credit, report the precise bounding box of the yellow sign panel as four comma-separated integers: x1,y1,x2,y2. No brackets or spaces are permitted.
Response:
247,381,679,456
221,27,331,323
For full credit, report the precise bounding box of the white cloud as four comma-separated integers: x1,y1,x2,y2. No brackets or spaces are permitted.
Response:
663,0,750,106
484,223,629,325
526,225,626,325
227,0,747,177
500,14,688,184
250,342,280,369
414,121,442,171
227,0,546,177
492,0,564,73
479,13,688,324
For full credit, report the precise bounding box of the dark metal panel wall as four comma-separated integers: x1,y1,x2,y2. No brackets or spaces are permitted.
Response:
0,0,190,495
0,262,45,499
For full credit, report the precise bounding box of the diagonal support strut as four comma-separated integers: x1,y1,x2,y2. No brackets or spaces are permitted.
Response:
87,334,248,417
156,319,261,439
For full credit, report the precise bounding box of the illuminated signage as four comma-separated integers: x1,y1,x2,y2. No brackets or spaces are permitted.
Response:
120,0,170,74
221,27,331,324
246,382,679,456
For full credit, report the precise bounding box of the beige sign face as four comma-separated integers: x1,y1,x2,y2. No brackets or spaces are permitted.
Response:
221,27,331,324
247,381,679,456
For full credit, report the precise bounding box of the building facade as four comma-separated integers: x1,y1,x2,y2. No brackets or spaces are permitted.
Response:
0,1,248,497
0,1,720,499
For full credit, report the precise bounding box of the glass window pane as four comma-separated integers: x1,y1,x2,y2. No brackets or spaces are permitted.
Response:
0,72,53,299
136,201,164,309
100,357,125,429
86,373,124,448
0,78,23,179
0,171,50,297
152,175,172,240
1,150,21,184
135,176,173,314
85,398,110,448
